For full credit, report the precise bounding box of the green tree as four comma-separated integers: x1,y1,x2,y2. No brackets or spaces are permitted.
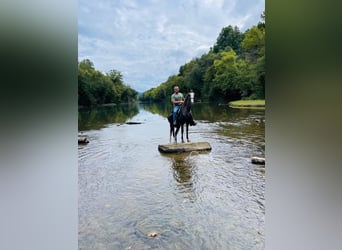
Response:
79,59,95,71
241,19,265,99
258,10,265,29
241,25,265,63
213,25,244,55
249,55,265,99
211,50,241,101
78,59,137,107
107,69,123,84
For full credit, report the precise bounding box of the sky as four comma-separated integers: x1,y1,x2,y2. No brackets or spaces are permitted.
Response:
78,0,264,93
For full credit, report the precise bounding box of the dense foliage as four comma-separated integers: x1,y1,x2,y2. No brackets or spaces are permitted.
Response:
78,59,138,107
140,12,265,103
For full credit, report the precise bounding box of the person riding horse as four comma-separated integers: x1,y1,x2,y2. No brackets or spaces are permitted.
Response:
169,86,196,143
171,86,196,126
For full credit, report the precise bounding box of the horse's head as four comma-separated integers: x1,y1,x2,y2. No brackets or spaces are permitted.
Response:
179,95,192,118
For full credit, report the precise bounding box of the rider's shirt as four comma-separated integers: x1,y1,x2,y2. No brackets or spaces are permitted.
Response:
171,92,184,106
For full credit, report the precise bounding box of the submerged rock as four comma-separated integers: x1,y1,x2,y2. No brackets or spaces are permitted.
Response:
125,121,143,125
251,156,265,165
147,232,158,237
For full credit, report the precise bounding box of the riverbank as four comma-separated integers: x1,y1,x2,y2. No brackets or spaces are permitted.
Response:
229,100,265,109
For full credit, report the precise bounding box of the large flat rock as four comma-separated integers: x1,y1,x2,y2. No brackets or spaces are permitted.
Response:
158,142,212,153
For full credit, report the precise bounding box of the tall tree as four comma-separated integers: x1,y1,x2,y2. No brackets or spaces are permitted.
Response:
107,69,123,85
78,59,95,71
211,50,241,101
213,25,244,55
241,19,265,99
241,26,265,63
258,10,265,29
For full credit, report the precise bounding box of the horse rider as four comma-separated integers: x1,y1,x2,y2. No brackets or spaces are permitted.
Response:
171,85,184,125
171,86,197,126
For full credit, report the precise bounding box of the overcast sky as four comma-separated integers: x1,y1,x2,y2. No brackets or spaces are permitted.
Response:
78,0,264,92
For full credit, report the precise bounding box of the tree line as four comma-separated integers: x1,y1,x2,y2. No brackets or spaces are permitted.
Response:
140,11,265,103
78,59,138,107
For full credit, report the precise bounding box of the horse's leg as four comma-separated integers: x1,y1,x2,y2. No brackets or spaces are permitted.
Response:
186,124,190,142
185,123,190,142
174,125,180,144
168,114,174,143
169,124,173,143
181,124,185,143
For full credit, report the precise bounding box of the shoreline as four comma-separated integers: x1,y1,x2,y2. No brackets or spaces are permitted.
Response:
229,100,265,109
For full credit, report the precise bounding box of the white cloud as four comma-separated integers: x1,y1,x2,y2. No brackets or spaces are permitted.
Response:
201,0,225,8
78,0,264,92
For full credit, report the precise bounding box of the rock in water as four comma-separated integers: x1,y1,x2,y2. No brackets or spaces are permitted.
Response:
147,232,158,237
158,142,211,153
251,156,265,164
125,121,142,125
78,136,89,144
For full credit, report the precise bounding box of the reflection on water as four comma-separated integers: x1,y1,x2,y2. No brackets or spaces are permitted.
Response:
141,102,172,118
169,153,194,185
78,103,139,131
79,102,265,249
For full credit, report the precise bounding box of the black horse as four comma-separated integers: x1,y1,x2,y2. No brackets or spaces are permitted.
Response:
168,94,196,143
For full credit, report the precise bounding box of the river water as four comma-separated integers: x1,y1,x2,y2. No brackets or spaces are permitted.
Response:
78,102,265,250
